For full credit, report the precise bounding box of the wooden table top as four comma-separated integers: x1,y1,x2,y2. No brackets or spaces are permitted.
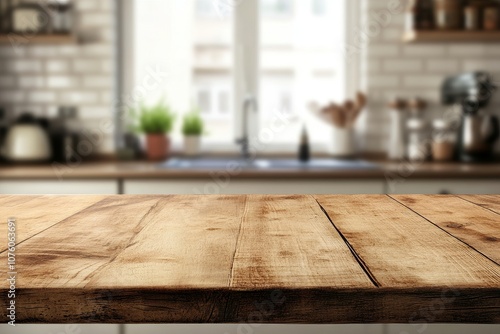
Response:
0,195,499,324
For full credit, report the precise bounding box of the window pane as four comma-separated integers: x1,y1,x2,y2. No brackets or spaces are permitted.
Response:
312,0,328,16
259,0,346,147
262,0,294,17
134,0,234,143
198,90,211,114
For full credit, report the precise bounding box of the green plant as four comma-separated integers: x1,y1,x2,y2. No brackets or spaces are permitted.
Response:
132,101,176,134
182,110,204,136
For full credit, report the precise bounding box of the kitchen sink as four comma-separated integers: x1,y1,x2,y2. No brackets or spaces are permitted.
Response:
160,157,379,171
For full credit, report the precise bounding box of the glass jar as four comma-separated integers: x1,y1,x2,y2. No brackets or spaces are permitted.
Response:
484,6,499,31
434,0,462,30
431,119,456,162
407,118,430,161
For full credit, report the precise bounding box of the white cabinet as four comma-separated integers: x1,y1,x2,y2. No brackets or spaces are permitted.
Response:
386,179,500,194
125,324,384,334
124,179,385,195
0,324,119,334
0,180,118,195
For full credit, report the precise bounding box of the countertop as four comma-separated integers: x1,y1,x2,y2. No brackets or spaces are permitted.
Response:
0,159,500,180
1,194,498,324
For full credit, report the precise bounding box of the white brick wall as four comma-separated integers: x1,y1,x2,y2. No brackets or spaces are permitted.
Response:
362,0,500,153
0,0,114,154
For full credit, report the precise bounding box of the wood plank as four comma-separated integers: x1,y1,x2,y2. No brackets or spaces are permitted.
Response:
87,195,247,289
314,195,500,288
0,195,107,250
392,195,500,264
230,195,374,289
1,195,162,288
0,34,76,44
5,195,247,323
460,195,500,215
403,30,500,43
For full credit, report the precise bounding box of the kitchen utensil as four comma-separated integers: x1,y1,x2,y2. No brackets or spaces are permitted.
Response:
1,113,52,162
50,107,81,163
442,72,499,162
310,92,366,137
388,98,408,160
458,112,499,162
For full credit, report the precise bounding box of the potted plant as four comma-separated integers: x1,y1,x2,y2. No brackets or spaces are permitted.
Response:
182,110,204,157
133,101,176,161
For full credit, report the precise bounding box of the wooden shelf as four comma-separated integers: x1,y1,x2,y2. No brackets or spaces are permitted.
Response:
403,30,500,43
0,34,76,45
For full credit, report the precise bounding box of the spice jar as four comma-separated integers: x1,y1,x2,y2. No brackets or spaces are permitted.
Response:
464,5,480,30
484,6,499,31
407,119,430,161
406,98,429,161
434,0,462,30
48,1,73,34
431,119,456,162
407,97,427,119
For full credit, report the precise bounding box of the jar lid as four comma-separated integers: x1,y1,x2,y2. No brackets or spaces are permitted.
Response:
407,118,428,130
388,98,407,110
407,97,427,110
432,119,453,130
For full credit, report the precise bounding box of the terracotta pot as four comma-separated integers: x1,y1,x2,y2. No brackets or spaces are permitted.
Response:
146,134,170,161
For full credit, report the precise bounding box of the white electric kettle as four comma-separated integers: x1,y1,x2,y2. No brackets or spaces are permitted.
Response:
1,114,52,162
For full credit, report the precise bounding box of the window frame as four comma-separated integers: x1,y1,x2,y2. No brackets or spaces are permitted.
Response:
117,0,362,153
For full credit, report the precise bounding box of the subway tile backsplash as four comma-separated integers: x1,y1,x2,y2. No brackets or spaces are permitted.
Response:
0,0,114,153
362,0,500,154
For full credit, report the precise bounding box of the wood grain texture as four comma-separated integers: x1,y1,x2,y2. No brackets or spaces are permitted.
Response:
314,195,500,288
393,194,500,264
1,195,499,324
230,195,374,289
0,195,107,251
87,195,247,289
1,195,162,288
460,195,500,215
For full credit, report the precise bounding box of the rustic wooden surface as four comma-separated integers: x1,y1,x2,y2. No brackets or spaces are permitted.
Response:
0,195,499,324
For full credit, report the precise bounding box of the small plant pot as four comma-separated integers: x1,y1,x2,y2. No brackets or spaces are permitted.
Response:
146,134,170,161
184,135,201,157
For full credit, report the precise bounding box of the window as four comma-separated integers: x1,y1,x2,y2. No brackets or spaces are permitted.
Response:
127,0,353,151
261,0,294,17
312,0,328,16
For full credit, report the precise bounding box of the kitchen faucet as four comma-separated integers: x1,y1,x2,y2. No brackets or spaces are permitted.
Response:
237,95,257,160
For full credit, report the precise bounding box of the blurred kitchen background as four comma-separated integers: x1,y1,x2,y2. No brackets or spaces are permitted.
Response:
0,0,500,332
0,0,499,197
